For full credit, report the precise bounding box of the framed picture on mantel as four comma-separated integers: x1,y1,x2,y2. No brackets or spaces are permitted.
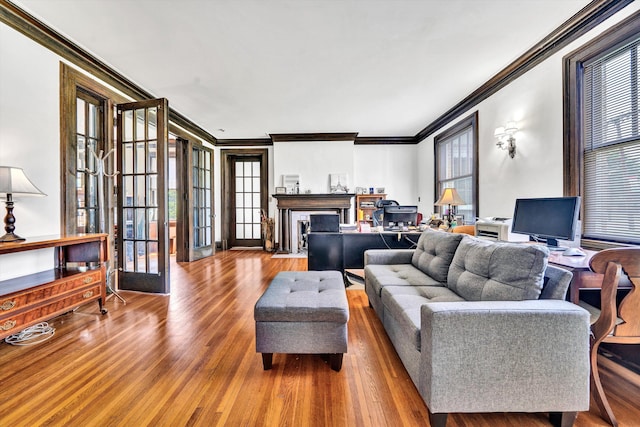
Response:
330,173,348,193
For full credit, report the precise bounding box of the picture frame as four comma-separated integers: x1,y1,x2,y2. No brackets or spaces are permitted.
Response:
329,173,348,193
376,187,385,194
275,186,286,194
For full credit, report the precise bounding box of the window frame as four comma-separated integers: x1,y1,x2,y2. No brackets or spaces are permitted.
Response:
434,111,479,223
563,11,640,248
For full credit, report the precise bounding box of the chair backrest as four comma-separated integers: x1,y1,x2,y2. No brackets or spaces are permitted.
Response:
452,225,475,236
589,248,640,337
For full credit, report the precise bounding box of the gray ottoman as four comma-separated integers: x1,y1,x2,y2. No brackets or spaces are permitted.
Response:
254,271,349,372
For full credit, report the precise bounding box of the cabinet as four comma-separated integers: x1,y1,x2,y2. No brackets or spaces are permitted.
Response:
0,234,108,340
356,194,386,225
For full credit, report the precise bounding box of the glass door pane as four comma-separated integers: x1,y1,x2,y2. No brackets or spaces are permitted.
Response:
117,98,169,293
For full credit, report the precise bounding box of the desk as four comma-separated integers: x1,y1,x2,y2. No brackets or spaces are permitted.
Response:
308,231,422,272
549,249,632,303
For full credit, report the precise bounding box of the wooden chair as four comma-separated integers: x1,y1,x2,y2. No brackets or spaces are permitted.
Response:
451,225,475,235
587,248,640,427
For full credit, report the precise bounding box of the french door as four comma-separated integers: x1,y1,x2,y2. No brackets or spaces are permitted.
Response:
222,149,268,248
116,98,170,293
176,140,214,261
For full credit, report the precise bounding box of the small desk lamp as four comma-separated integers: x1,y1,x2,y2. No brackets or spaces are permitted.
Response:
435,188,466,224
0,166,46,242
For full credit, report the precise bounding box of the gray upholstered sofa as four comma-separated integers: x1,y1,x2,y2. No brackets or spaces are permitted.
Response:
364,229,590,427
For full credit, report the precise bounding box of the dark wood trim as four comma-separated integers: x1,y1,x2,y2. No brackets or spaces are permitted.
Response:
0,0,217,145
3,0,633,148
354,136,415,145
270,133,358,142
563,9,640,248
433,111,479,218
59,64,128,235
416,0,634,142
216,138,273,147
220,149,269,249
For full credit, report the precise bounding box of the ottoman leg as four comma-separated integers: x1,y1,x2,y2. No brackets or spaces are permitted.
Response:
330,354,343,372
262,353,273,370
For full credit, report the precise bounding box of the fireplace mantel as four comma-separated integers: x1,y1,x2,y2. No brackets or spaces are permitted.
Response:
273,193,354,253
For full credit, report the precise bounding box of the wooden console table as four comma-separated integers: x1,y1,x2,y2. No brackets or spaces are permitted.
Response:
0,234,108,340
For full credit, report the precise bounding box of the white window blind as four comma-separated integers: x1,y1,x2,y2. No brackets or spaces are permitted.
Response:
436,125,474,223
583,37,640,244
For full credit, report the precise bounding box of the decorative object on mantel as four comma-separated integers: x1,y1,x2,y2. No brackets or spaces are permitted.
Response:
494,121,519,158
434,187,466,227
0,166,46,242
330,173,348,193
282,174,300,194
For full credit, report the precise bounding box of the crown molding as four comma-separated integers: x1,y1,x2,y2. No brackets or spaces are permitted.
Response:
269,133,358,142
216,138,272,147
414,0,634,142
354,136,416,145
0,0,217,145
1,0,632,147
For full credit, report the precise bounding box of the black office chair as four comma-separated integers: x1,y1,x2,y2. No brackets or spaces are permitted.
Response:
372,199,398,227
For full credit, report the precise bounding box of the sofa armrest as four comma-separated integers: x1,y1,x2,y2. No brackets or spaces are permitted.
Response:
364,249,415,266
419,300,590,414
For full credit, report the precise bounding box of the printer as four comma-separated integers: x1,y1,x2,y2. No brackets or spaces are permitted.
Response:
475,218,529,242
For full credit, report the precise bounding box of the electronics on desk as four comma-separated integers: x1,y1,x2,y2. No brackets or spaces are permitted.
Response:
510,196,581,251
310,214,340,233
383,205,417,230
475,218,529,242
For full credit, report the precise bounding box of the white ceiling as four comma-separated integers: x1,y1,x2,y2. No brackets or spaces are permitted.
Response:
14,0,590,140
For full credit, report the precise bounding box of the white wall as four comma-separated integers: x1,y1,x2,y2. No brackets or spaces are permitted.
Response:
417,3,640,220
273,140,355,194
0,24,62,280
353,144,418,207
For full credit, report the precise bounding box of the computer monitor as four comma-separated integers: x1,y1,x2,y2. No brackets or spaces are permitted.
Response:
310,214,340,233
511,196,580,249
383,205,418,229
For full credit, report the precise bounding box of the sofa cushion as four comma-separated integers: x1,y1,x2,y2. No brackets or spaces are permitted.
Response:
447,238,549,301
382,286,464,351
365,264,444,298
411,230,465,282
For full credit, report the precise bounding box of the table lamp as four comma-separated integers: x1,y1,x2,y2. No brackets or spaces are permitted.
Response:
0,166,46,242
435,188,466,224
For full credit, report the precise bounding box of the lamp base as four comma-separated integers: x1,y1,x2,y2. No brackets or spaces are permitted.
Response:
0,232,25,243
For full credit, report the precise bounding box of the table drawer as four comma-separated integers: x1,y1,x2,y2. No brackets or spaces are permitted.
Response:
0,270,102,316
0,284,102,338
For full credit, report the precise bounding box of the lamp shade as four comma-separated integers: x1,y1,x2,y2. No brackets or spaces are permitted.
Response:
435,188,466,206
0,166,46,198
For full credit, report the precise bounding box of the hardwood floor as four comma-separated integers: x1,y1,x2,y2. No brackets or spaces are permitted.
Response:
0,250,638,426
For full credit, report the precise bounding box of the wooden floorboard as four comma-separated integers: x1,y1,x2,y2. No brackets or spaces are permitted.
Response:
0,250,638,426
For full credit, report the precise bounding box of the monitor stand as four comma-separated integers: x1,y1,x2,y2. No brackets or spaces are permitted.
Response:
546,238,566,251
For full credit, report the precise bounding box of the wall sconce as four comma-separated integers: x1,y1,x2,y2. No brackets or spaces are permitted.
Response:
494,121,518,158
0,166,46,242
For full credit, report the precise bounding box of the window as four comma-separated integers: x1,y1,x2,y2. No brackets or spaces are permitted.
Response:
565,13,640,246
75,90,103,234
434,112,478,224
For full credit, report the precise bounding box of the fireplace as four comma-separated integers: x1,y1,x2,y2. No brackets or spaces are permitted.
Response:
273,193,354,253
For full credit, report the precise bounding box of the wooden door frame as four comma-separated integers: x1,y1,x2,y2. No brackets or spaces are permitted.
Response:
220,149,268,249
